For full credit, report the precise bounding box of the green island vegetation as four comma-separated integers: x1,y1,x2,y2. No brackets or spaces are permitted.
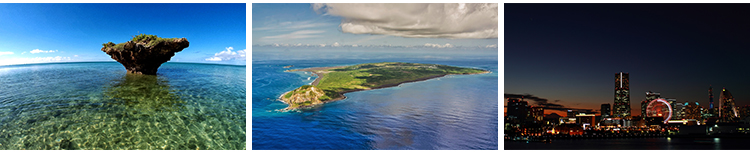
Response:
102,34,181,50
279,62,488,110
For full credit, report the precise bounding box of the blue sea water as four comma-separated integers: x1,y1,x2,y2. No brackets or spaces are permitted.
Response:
252,48,499,150
0,62,245,150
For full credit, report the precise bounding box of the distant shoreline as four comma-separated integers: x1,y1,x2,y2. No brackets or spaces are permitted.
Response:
0,61,246,68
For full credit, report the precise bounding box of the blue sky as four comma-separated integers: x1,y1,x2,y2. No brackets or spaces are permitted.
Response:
252,3,498,48
0,3,246,66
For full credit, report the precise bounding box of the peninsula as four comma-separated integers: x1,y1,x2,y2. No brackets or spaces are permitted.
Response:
279,62,489,110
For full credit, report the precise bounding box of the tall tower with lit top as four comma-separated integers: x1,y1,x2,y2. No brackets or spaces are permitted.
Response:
613,72,630,118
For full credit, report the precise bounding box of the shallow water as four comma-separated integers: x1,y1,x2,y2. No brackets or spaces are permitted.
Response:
252,58,498,150
0,62,245,150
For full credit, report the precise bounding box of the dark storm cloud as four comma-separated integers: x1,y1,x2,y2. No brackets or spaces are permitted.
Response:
505,93,597,114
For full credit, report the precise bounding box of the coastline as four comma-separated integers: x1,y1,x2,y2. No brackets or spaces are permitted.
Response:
335,70,491,96
286,66,347,86
278,68,491,111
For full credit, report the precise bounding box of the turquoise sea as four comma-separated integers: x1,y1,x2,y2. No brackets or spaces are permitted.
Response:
0,62,245,150
252,48,498,149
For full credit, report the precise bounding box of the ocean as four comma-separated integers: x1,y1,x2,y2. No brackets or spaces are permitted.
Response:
0,62,246,150
251,48,499,150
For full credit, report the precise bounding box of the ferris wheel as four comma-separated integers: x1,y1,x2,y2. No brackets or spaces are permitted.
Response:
646,98,673,124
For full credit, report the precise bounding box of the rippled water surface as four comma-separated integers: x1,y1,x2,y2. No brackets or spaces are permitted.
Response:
0,62,245,150
252,58,498,150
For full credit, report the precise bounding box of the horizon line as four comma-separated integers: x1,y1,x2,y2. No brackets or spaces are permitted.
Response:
0,61,246,68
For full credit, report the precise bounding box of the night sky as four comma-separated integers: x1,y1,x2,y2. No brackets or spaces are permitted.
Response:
505,4,750,116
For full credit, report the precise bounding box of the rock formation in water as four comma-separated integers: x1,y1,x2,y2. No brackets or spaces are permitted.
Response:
102,34,189,75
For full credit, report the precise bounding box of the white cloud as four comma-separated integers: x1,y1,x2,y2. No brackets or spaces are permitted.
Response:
287,22,330,29
31,56,71,61
74,55,79,57
205,57,222,61
30,49,58,54
313,3,498,39
205,47,246,61
255,20,331,31
0,51,13,56
263,30,326,39
256,43,499,49
424,43,454,48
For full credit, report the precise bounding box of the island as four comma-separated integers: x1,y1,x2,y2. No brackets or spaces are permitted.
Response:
102,34,189,75
279,62,490,111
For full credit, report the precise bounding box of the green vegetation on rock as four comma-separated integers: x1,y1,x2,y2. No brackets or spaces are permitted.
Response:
280,62,487,110
102,34,181,50
283,91,294,99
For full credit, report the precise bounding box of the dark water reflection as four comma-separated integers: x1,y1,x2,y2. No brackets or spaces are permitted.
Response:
505,137,750,150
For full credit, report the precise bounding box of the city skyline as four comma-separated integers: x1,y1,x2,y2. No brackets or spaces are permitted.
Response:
505,4,750,117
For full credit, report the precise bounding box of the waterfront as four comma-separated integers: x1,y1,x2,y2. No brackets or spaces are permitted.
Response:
505,137,750,150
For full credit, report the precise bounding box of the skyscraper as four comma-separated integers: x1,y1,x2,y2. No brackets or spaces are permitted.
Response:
614,72,630,118
507,98,529,124
720,87,738,120
709,86,714,109
672,102,684,120
601,104,611,119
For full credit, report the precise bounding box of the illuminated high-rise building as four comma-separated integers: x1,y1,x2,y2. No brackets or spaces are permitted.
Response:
740,105,750,119
507,98,529,124
720,87,738,120
683,102,704,120
709,86,714,109
601,104,611,119
613,72,630,118
672,102,685,120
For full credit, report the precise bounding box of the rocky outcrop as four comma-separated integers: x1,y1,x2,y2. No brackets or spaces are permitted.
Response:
102,35,189,75
279,85,328,109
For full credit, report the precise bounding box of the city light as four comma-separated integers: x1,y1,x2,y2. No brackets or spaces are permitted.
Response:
506,3,750,150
